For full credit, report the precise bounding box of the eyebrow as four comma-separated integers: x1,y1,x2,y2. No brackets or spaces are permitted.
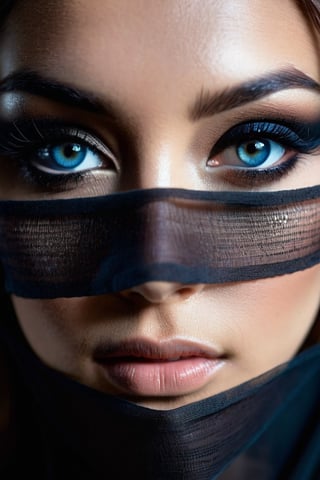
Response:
0,67,319,122
190,67,320,121
0,69,108,115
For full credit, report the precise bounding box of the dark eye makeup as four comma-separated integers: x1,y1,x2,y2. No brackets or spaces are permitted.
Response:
0,115,319,192
206,118,320,186
0,119,118,191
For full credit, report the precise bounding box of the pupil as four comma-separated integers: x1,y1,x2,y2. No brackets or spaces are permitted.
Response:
63,144,81,158
237,139,270,167
246,141,265,156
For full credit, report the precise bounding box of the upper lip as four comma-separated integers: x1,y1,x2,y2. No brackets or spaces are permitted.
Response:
93,338,222,362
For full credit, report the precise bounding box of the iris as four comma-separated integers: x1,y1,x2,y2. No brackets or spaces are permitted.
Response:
35,141,103,174
237,139,271,167
50,144,86,169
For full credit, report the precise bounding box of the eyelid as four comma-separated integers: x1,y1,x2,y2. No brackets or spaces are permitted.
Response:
218,139,287,170
41,126,120,171
204,117,320,187
209,118,319,157
0,118,120,171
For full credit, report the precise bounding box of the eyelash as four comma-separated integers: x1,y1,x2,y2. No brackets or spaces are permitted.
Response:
207,119,320,185
0,117,319,190
0,119,117,190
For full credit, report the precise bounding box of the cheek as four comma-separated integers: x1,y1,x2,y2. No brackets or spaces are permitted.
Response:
11,296,89,372
11,265,320,381
226,266,320,367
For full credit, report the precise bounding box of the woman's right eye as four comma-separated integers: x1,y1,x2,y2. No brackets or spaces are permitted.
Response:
0,119,122,193
33,142,106,175
0,119,120,182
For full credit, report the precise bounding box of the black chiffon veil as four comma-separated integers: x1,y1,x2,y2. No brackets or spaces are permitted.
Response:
0,282,320,479
1,186,320,299
0,186,320,479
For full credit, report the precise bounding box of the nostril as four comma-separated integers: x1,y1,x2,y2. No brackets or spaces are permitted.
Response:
119,282,202,304
177,286,198,300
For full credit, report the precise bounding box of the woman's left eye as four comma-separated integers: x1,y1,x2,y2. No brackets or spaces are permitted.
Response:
32,142,104,174
211,138,286,170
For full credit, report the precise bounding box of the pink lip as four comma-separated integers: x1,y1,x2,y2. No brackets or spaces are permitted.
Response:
93,339,225,397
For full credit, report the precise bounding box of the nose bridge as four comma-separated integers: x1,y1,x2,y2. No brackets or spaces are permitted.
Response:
118,121,204,302
119,198,205,304
143,199,174,261
131,122,193,190
140,141,174,189
138,197,193,271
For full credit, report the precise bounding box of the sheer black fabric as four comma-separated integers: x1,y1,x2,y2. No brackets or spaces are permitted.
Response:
0,185,319,478
1,185,320,298
0,304,319,480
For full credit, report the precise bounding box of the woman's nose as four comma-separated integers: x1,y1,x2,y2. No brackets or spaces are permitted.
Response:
120,281,203,304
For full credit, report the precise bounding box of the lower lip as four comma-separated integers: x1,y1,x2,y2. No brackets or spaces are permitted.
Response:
97,357,224,396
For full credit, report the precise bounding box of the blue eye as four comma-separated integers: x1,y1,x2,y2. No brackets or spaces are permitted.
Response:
237,139,272,167
236,138,285,168
32,142,104,174
215,138,286,170
51,144,87,169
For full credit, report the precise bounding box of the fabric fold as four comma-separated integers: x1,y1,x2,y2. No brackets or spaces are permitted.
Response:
1,306,320,479
0,186,320,298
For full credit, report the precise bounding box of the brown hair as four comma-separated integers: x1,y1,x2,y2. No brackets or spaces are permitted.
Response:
296,0,320,31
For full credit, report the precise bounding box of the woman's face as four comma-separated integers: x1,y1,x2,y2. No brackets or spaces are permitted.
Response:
1,0,320,409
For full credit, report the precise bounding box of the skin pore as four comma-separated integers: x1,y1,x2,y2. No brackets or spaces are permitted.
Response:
0,0,320,409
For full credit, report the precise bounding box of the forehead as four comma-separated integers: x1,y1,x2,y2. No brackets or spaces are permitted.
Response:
0,0,319,109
